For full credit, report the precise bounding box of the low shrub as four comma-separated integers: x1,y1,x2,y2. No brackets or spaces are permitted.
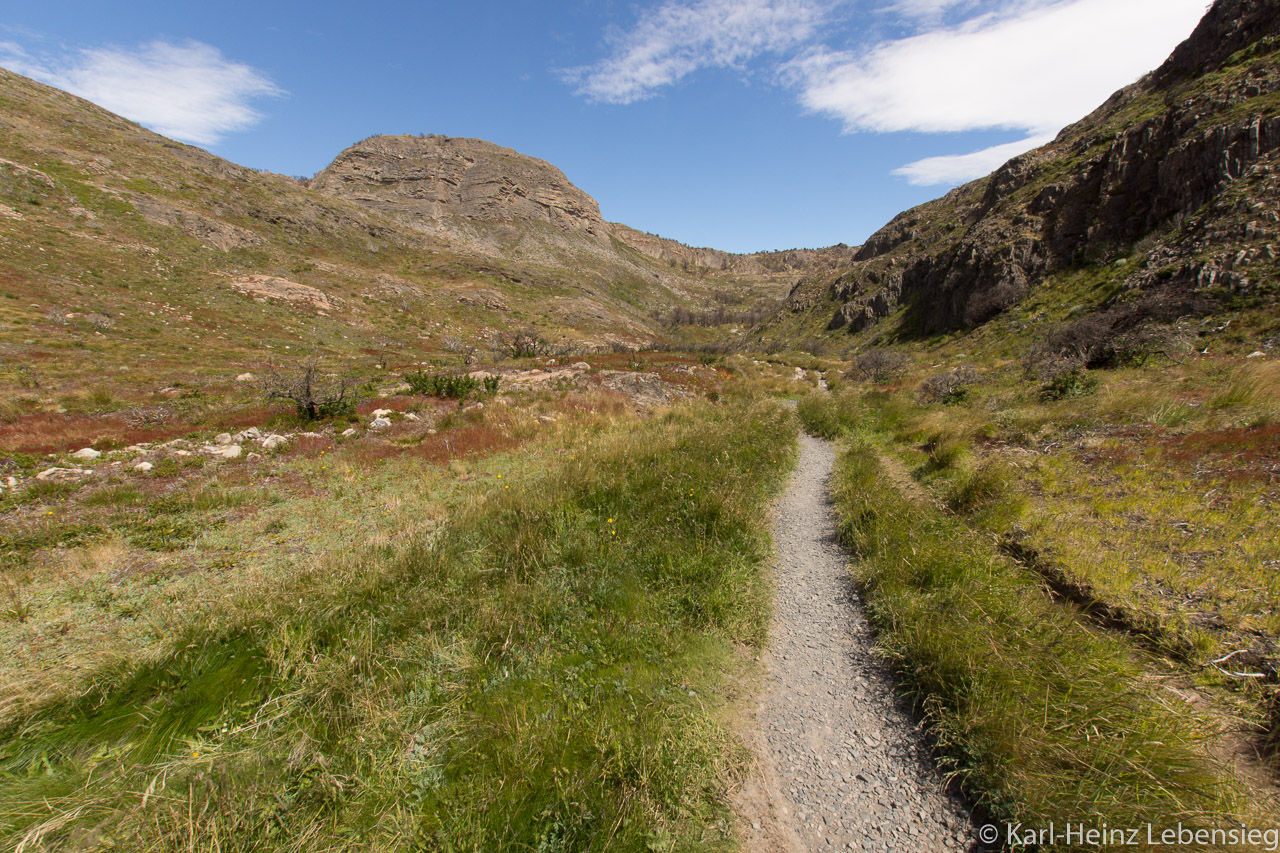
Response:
403,371,499,399
919,367,977,405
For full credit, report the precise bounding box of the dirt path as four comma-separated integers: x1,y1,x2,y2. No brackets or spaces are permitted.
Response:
737,433,975,852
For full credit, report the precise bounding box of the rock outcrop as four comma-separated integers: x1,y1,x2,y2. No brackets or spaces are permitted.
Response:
309,135,608,238
793,0,1280,337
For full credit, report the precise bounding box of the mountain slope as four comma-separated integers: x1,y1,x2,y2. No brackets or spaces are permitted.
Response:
0,69,813,409
786,0,1280,349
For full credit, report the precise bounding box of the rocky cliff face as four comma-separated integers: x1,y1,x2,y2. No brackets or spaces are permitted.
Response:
309,135,609,239
793,0,1280,338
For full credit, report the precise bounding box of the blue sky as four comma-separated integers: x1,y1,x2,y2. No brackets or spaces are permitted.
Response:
1,0,1210,253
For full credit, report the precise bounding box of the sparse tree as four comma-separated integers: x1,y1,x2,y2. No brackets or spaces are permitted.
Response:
263,358,359,421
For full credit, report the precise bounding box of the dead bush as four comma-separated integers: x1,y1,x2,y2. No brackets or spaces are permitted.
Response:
847,349,909,384
919,366,978,404
263,358,360,421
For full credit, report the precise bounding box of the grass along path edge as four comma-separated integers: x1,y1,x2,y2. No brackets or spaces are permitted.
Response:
1,397,798,851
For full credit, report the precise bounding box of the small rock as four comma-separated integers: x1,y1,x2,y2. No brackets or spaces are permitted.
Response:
173,450,191,457
261,435,288,451
37,467,91,481
71,447,101,461
235,372,255,382
134,462,154,472
214,433,233,446
462,402,484,413
371,408,394,418
341,427,358,437
247,452,263,461
1247,350,1265,358
370,417,392,429
404,412,421,422
571,362,591,371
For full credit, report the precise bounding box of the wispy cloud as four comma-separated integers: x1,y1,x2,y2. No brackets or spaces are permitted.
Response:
567,0,827,104
892,132,1054,185
0,39,283,146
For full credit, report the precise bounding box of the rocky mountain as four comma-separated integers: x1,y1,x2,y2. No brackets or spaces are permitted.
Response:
309,133,852,281
0,67,834,405
788,0,1280,346
308,134,609,239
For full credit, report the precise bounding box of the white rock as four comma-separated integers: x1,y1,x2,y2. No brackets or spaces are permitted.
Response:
235,372,255,382
261,435,288,451
218,445,243,459
173,450,190,457
134,462,154,472
403,412,421,422
36,467,91,481
370,417,392,429
341,428,358,437
0,476,17,490
233,427,263,442
572,362,591,371
214,432,233,446
247,452,263,461
371,408,394,418
1247,351,1266,358
300,432,323,439
125,444,151,454
462,402,484,413
71,447,101,461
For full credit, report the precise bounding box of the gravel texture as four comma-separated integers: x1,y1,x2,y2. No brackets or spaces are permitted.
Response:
741,432,975,852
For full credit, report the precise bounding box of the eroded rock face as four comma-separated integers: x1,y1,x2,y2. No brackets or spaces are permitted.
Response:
308,135,606,237
794,0,1280,337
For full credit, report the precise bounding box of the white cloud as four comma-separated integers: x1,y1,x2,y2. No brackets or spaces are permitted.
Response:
0,40,282,146
569,0,827,104
790,0,1209,137
892,132,1054,184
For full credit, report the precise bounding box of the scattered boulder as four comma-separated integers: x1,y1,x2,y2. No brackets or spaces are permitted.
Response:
462,402,484,413
261,435,288,451
236,372,255,382
597,371,686,407
341,428,358,437
234,427,263,442
571,362,591,371
371,408,394,418
370,417,392,429
202,444,243,459
214,433,234,446
1247,351,1266,358
404,412,421,422
247,452,263,462
134,461,154,473
71,447,101,461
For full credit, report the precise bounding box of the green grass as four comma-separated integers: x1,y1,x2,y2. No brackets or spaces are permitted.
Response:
0,397,797,851
825,435,1242,839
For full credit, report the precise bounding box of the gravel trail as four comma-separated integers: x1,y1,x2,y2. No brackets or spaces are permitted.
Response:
738,432,975,852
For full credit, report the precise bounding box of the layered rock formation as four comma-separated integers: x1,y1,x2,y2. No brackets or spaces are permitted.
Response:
309,135,608,238
792,0,1280,338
